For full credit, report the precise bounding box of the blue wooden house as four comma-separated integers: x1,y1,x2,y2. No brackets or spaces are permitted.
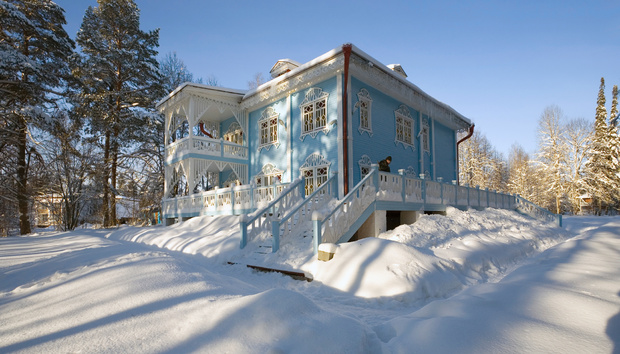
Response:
156,44,540,253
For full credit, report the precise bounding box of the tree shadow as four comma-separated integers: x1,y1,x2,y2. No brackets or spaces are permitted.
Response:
607,291,620,354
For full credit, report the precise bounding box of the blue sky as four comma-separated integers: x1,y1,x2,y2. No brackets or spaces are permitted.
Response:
55,0,620,157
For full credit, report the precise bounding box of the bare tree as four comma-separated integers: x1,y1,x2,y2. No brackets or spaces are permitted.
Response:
247,72,266,90
535,105,569,214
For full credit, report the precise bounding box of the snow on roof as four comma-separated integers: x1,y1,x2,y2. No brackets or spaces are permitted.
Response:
155,82,247,109
387,64,408,78
269,59,302,78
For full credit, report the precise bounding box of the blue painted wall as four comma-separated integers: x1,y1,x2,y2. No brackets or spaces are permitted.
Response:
289,77,339,179
433,120,457,182
246,76,339,182
350,76,422,184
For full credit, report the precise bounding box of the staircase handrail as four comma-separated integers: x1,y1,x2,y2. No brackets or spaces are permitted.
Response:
312,168,377,253
239,178,304,249
270,173,339,252
515,195,562,227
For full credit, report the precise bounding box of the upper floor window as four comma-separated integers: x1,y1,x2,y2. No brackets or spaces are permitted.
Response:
300,87,329,139
394,105,414,149
258,107,280,150
223,122,243,145
300,153,331,196
356,89,372,136
422,117,430,153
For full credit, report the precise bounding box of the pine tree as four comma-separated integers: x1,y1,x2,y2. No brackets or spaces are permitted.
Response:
0,0,74,234
72,0,162,227
607,85,620,209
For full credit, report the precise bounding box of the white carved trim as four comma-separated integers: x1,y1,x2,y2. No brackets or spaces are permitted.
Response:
258,106,280,151
300,153,332,170
355,88,373,136
404,166,416,178
358,154,372,178
349,53,470,131
300,87,330,140
241,55,345,110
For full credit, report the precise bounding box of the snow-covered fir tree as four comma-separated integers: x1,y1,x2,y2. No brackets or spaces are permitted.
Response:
0,0,74,234
72,0,163,227
584,78,620,213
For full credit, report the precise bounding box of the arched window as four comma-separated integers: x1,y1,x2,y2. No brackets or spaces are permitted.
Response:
300,88,329,139
258,107,279,150
394,105,414,149
223,122,243,145
358,154,372,179
255,163,283,187
356,89,372,136
300,153,331,196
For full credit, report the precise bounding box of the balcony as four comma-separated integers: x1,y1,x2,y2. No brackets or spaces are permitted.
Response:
165,136,248,164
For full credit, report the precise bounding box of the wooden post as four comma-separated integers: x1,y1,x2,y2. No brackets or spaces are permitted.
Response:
271,216,280,253
313,217,322,255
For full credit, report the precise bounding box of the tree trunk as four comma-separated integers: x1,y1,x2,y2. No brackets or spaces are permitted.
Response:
111,146,117,225
102,131,111,227
17,117,31,235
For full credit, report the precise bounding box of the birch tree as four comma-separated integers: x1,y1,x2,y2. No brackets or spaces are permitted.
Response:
536,105,568,214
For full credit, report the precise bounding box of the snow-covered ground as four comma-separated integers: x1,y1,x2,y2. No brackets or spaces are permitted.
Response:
1,208,618,353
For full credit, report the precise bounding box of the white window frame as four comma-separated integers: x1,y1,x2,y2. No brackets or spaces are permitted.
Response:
300,88,329,139
299,153,331,196
358,154,372,179
223,122,243,145
258,107,280,151
356,88,373,136
422,117,430,153
394,105,414,150
255,163,283,187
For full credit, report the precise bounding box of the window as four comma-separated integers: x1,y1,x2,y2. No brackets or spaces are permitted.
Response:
223,122,243,145
255,163,283,187
300,88,329,139
300,153,331,196
356,89,372,135
422,117,430,153
358,154,372,179
258,107,279,150
394,105,414,149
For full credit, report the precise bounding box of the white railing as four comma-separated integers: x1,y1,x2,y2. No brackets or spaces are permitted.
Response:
162,182,288,219
239,178,305,250
165,136,248,162
314,171,376,253
271,174,339,252
515,196,562,226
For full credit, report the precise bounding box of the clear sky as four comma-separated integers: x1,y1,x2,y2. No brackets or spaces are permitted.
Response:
55,0,620,158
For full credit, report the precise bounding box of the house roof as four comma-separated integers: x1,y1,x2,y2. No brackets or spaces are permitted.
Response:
157,44,473,130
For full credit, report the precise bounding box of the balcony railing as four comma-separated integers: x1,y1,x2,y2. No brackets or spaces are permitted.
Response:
165,136,248,162
161,182,290,219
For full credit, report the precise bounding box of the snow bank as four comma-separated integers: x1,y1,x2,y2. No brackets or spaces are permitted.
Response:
1,211,618,353
307,207,571,302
